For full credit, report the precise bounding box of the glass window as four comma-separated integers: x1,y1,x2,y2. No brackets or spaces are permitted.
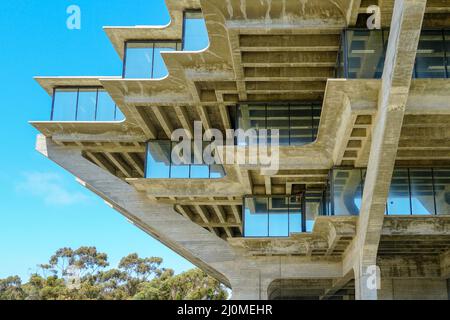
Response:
267,105,289,146
244,197,269,237
210,164,225,179
387,169,411,215
346,30,385,79
76,89,97,121
445,30,450,78
124,43,154,78
332,169,363,215
236,104,264,145
183,11,209,51
146,141,225,179
114,106,125,121
146,141,171,178
289,196,303,233
415,31,446,78
96,90,116,121
244,196,311,237
153,42,178,78
269,197,289,237
290,105,314,145
52,89,78,121
236,104,321,146
433,168,450,215
410,168,435,215
190,165,210,178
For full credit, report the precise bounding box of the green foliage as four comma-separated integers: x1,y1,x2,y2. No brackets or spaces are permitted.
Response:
0,247,228,300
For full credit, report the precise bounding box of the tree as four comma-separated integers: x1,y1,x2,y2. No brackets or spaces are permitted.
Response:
0,276,26,300
0,247,229,300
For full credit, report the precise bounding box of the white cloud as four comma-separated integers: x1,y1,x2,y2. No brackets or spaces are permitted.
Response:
16,172,90,206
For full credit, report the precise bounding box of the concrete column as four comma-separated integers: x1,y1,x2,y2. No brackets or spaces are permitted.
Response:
347,0,427,299
229,269,266,300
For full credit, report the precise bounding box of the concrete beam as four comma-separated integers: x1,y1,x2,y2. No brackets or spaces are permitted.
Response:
348,0,427,300
36,135,236,286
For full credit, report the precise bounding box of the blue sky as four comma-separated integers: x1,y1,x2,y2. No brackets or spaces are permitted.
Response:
0,0,194,280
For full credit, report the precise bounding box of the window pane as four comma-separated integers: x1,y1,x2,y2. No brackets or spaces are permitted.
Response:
146,141,171,178
183,11,209,51
114,106,125,121
387,169,411,215
52,89,78,121
332,169,363,215
445,31,450,77
153,43,177,78
410,168,435,215
269,197,289,237
289,196,302,233
312,105,321,141
190,165,209,178
244,198,268,237
415,31,446,78
306,191,322,231
267,105,289,146
96,90,116,121
210,164,225,178
76,89,97,121
237,105,264,145
434,168,450,215
290,105,314,145
124,43,153,78
171,141,190,178
347,30,385,79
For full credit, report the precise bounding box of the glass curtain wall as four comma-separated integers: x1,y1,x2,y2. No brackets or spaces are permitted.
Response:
51,88,124,121
340,29,449,79
243,196,305,237
123,42,181,79
236,103,321,146
123,10,209,79
327,167,450,216
145,140,225,179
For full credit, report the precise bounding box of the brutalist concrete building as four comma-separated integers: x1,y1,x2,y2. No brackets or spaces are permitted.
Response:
32,0,450,299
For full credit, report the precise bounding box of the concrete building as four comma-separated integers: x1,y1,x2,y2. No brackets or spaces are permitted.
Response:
31,0,450,300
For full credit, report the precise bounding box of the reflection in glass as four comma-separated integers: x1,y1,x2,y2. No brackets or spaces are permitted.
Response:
332,169,363,216
341,29,450,79
445,30,450,77
415,31,446,78
267,105,290,146
410,168,435,215
289,196,303,233
346,29,385,79
387,169,411,215
434,169,450,215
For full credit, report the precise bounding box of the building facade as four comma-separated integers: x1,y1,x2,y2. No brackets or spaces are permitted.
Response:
31,0,450,300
